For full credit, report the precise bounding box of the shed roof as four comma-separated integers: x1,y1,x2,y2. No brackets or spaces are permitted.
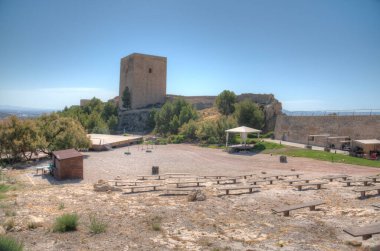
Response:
353,139,380,145
52,149,82,160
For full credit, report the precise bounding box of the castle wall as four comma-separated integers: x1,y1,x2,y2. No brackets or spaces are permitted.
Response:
274,115,380,146
119,53,166,110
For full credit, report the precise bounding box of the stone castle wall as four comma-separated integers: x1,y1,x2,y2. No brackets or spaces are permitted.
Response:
274,115,380,146
119,53,166,110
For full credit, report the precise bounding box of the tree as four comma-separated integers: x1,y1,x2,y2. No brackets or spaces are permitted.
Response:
37,113,91,154
107,115,119,133
154,99,198,135
122,87,131,109
0,116,40,163
234,99,264,129
215,90,237,115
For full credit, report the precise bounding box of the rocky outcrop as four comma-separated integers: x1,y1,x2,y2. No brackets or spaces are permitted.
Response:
118,109,155,134
187,190,206,201
93,180,122,192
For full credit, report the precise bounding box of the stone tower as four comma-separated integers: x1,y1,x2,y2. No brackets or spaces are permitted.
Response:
119,53,167,110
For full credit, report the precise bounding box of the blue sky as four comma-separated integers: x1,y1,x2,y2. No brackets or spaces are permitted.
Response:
0,0,379,111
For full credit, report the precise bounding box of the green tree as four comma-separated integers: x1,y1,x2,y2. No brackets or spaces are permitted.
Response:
107,115,119,133
122,87,131,109
154,99,197,135
0,116,40,163
215,90,237,115
179,120,198,140
234,99,264,129
102,101,118,121
37,113,91,154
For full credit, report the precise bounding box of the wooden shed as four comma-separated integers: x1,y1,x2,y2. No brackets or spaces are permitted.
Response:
52,149,83,180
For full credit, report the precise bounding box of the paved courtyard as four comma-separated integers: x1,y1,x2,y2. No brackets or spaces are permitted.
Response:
81,144,379,183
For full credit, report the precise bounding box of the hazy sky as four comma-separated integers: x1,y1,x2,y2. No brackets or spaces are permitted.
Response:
0,0,379,111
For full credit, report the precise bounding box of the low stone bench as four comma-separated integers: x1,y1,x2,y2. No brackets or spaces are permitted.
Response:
339,179,372,187
167,181,206,188
261,175,280,180
162,188,198,195
108,180,143,186
272,200,325,216
123,184,163,193
250,179,276,185
354,186,380,199
217,186,259,195
215,178,237,185
137,175,165,180
165,173,191,178
322,175,350,182
287,178,311,185
202,175,227,179
292,182,328,191
367,176,380,183
282,173,302,179
344,222,380,240
234,174,256,179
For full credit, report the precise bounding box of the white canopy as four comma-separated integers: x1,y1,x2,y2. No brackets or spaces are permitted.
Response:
226,126,262,133
225,126,262,147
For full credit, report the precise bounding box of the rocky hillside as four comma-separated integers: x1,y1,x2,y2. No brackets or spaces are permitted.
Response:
167,93,282,132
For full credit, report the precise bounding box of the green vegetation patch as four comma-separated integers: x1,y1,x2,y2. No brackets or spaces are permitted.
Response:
88,215,107,234
53,213,79,232
279,148,380,168
0,236,23,251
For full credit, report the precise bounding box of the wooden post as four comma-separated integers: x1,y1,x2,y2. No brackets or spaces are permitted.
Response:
317,184,321,189
284,211,290,217
309,205,316,211
360,191,365,199
297,186,302,191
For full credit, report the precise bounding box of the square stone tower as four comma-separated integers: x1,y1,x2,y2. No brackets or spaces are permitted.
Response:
119,53,167,110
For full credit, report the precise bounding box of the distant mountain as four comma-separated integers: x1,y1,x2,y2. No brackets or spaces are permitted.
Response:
0,105,55,119
282,109,380,116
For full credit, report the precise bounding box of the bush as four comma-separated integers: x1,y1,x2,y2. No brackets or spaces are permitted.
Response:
88,215,107,234
167,135,185,144
53,213,79,232
151,216,162,231
0,236,23,251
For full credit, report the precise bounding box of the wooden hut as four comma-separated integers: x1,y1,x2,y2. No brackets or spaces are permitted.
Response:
52,149,83,180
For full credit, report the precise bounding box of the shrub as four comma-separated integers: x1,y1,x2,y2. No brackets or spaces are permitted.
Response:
151,216,162,231
53,213,79,232
0,236,23,251
89,215,107,234
4,218,15,231
27,222,37,230
167,135,185,144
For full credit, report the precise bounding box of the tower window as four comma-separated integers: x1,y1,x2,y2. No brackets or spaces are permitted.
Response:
149,68,152,73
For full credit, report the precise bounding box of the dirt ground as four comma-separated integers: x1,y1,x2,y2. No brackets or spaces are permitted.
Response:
2,144,380,251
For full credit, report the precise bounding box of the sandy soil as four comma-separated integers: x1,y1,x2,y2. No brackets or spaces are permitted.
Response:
2,144,380,250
